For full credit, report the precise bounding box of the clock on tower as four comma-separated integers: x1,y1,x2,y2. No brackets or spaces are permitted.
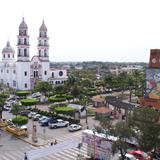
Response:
149,49,160,68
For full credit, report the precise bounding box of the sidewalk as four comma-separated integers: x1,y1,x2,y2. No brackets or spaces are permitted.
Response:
19,134,49,147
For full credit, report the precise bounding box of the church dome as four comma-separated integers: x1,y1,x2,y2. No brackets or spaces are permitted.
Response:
19,17,28,29
39,20,47,31
2,41,15,53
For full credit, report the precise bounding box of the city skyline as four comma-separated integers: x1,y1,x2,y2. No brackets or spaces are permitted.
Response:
0,0,160,62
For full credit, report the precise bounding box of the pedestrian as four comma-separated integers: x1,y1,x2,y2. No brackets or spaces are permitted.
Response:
24,152,28,160
54,139,57,145
50,141,53,146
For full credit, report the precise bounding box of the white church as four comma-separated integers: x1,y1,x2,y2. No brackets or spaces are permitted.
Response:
0,18,67,90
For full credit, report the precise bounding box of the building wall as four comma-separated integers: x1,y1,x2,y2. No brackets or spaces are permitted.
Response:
16,62,31,90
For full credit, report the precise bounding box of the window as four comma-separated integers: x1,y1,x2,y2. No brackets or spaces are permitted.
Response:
3,54,5,58
7,70,9,73
13,54,14,58
1,69,3,73
24,71,27,76
13,80,16,87
8,54,10,58
25,83,27,88
44,40,47,45
39,40,41,45
24,38,27,45
1,79,3,83
52,72,54,78
24,49,27,57
44,50,47,57
34,71,38,77
18,49,21,56
44,71,47,75
13,70,16,74
18,39,21,45
39,50,41,56
59,71,63,76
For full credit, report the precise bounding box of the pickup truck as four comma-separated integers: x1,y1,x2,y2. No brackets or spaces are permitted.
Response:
48,119,69,128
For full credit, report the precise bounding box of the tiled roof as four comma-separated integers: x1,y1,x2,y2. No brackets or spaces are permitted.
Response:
94,107,111,113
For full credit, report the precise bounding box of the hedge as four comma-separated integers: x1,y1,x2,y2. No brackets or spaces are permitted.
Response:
21,98,39,106
0,93,9,98
55,107,76,115
12,116,28,126
16,91,30,97
48,96,66,102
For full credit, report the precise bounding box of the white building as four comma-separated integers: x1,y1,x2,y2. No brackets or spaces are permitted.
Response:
0,17,67,90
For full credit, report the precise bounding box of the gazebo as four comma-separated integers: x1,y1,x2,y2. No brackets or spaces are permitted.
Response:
92,95,106,108
94,107,112,120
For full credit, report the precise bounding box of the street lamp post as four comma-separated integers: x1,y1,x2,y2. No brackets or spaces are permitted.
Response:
84,96,88,125
92,129,96,160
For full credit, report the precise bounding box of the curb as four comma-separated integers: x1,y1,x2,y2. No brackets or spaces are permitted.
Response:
0,127,48,147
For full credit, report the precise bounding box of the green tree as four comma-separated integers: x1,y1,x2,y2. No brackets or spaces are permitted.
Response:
12,104,21,118
111,121,133,160
71,85,81,99
126,75,135,102
34,81,53,95
128,107,160,152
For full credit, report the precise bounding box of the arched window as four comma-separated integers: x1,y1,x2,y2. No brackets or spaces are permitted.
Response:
44,40,47,45
18,39,21,45
44,49,47,57
39,50,41,56
24,49,27,57
24,38,27,45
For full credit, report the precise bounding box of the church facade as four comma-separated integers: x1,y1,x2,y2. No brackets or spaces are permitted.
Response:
0,18,67,90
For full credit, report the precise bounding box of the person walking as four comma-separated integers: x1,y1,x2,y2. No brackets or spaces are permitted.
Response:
24,152,28,160
54,139,57,145
50,141,53,146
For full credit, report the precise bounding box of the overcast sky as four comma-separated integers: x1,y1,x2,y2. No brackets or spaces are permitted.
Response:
0,0,160,62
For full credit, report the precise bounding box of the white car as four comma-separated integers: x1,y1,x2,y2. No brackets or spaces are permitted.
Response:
119,153,138,160
48,119,69,128
38,116,48,122
28,112,37,118
68,124,82,132
32,114,41,121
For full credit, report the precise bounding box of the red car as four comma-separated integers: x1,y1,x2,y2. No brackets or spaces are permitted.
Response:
128,150,151,160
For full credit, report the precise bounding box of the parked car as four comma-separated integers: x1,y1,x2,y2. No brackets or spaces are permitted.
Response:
3,105,11,111
6,119,16,127
20,125,27,131
119,153,138,160
48,119,69,128
68,124,82,132
32,114,41,121
20,110,31,116
128,150,151,160
28,112,37,119
31,92,41,98
38,116,48,123
40,117,52,126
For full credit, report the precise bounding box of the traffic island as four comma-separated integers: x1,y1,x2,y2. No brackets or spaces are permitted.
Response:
19,134,49,147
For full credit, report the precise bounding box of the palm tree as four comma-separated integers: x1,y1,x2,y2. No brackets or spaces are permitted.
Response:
12,104,21,118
